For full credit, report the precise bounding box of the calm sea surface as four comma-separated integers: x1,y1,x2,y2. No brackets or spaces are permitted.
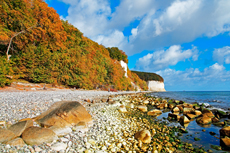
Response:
149,91,230,111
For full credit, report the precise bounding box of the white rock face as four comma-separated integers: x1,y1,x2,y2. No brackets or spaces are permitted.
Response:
120,60,128,77
147,81,166,91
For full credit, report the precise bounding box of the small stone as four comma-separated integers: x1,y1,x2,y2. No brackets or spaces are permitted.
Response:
173,107,180,112
34,146,42,152
147,109,162,116
119,105,128,113
137,105,148,112
51,142,67,151
134,130,151,143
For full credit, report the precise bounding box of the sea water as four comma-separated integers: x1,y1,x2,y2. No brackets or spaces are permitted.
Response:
148,91,230,151
149,91,230,111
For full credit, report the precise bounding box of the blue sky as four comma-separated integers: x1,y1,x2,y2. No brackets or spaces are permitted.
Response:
45,0,230,91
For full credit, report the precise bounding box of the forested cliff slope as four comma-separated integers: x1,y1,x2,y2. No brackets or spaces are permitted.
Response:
0,0,149,90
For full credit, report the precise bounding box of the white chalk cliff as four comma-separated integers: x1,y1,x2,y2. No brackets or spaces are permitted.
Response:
147,81,166,91
120,60,128,77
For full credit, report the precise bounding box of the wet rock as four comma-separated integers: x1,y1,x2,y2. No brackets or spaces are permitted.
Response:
173,107,180,112
221,137,230,148
186,114,197,120
179,116,190,125
215,110,227,118
0,128,17,143
220,126,230,137
22,126,58,145
168,113,180,121
212,117,219,123
196,116,212,125
6,137,26,147
134,130,151,143
147,109,162,116
209,131,216,135
195,110,202,116
202,109,215,118
137,105,148,112
8,120,33,137
183,107,195,114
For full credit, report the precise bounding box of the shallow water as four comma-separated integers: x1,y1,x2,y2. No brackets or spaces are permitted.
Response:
154,110,228,152
147,91,230,152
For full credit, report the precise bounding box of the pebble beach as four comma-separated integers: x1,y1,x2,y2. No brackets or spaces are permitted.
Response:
0,90,228,152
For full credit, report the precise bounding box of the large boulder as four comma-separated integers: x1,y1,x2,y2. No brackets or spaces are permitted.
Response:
35,101,92,128
134,130,151,143
8,120,33,137
22,126,58,145
0,128,17,143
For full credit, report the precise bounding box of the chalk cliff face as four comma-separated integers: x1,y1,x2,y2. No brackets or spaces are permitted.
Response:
120,60,128,77
147,81,166,91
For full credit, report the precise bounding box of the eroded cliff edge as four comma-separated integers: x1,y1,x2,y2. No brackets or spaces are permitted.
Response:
131,71,166,91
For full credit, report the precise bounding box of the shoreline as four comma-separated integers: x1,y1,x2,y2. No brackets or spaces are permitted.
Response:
0,90,228,152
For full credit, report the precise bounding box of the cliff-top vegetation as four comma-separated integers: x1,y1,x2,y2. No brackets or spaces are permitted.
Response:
131,71,164,82
0,0,150,90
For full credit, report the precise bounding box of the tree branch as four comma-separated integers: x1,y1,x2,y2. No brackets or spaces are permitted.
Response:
6,24,36,61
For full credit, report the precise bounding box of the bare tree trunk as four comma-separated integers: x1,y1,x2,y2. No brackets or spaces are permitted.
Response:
6,25,36,62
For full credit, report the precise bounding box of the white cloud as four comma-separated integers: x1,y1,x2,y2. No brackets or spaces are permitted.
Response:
93,30,127,48
125,0,230,55
213,46,230,64
59,0,230,55
156,63,230,90
135,45,198,71
61,0,111,37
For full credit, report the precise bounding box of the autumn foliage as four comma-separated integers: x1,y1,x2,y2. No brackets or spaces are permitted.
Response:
0,0,150,90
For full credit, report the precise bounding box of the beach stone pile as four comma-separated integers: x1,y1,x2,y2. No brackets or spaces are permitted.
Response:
0,101,92,146
1,91,227,152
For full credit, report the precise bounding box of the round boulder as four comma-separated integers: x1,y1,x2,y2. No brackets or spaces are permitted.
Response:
22,127,58,145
